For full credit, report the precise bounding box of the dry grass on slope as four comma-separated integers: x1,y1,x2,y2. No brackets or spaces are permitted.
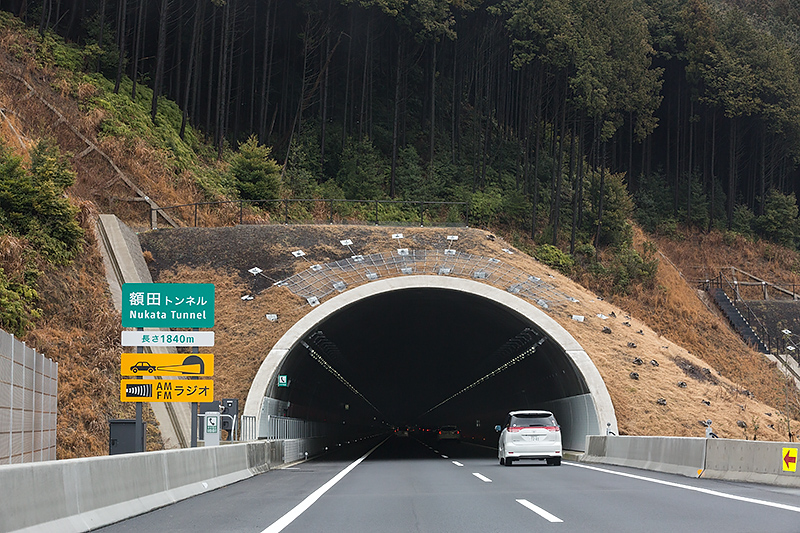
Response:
20,206,162,458
143,224,800,443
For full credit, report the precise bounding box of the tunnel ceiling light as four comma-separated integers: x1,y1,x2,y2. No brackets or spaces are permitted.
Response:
266,314,278,322
419,335,546,418
300,340,382,415
392,233,404,239
398,248,409,256
292,250,306,257
341,239,353,246
248,267,263,275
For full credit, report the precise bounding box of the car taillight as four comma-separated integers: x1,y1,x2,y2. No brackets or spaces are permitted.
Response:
508,427,522,432
545,426,560,432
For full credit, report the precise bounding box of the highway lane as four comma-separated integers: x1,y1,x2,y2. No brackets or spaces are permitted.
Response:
96,435,800,533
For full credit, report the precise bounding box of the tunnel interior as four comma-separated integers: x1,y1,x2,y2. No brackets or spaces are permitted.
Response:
264,287,595,448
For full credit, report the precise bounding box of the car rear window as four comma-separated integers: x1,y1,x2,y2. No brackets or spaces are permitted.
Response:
509,414,556,427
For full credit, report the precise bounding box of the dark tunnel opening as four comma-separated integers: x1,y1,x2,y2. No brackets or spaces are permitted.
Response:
266,288,593,448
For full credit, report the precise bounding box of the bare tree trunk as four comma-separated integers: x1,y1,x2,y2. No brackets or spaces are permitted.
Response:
180,0,204,139
429,39,436,170
708,109,716,232
727,117,736,228
150,0,169,123
594,141,607,250
390,38,402,199
215,0,231,158
113,0,127,93
206,8,217,135
131,0,144,100
259,0,275,142
96,0,107,72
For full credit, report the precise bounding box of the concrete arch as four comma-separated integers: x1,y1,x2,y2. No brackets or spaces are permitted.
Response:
244,276,617,451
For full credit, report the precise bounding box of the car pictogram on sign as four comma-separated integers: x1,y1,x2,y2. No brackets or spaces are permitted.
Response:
130,361,157,374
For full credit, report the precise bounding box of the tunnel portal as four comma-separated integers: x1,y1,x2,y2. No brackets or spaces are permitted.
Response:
244,276,617,451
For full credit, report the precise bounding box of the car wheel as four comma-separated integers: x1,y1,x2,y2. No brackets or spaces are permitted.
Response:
504,458,514,466
547,457,561,466
148,368,154,373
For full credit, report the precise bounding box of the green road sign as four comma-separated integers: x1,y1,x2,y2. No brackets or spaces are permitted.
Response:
122,283,215,328
278,375,289,387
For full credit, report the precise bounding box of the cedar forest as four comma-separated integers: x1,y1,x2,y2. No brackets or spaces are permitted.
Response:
3,0,800,336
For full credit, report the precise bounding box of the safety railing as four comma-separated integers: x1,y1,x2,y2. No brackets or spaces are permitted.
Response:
150,198,469,230
239,415,257,441
702,273,778,355
259,414,326,440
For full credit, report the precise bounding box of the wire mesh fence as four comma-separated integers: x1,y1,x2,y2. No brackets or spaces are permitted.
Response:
275,249,573,310
0,330,58,464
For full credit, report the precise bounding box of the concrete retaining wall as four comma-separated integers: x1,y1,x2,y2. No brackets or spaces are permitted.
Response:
0,439,320,533
583,435,800,487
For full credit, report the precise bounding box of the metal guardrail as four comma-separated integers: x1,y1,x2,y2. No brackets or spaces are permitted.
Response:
259,414,326,440
0,329,58,464
150,198,470,229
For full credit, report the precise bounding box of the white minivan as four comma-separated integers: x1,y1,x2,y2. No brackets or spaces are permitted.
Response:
496,410,562,466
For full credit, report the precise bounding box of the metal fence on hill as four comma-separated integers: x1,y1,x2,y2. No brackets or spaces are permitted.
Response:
0,329,58,464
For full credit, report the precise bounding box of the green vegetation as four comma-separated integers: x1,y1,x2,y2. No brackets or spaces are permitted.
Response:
0,140,84,334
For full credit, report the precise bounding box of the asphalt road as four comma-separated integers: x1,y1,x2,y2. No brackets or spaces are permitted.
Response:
96,435,800,533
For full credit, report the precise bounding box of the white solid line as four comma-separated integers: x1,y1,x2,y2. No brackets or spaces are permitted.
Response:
452,461,464,467
516,499,563,523
472,472,492,483
567,462,800,514
261,442,383,533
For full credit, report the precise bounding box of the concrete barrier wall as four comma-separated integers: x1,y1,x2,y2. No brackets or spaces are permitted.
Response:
0,439,317,533
703,439,800,487
582,435,707,478
583,436,800,487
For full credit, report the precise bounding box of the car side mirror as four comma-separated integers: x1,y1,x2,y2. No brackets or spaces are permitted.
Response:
494,425,502,432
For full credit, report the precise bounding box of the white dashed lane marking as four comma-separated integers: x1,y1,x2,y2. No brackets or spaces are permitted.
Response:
516,499,563,523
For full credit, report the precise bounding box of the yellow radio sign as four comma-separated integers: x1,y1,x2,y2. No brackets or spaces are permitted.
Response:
121,353,214,377
120,379,214,402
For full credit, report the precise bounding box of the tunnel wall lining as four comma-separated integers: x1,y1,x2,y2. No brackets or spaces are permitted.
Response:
244,276,618,444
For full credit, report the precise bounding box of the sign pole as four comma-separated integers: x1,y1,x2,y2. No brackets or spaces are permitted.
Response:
191,327,198,448
135,327,144,453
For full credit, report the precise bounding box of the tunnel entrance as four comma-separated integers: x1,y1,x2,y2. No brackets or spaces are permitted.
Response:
244,276,617,451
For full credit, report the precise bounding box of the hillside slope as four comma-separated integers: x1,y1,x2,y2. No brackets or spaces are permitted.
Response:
0,15,798,458
141,224,800,441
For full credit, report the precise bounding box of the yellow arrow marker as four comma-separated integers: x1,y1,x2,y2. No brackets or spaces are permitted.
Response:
121,353,214,377
783,447,797,472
